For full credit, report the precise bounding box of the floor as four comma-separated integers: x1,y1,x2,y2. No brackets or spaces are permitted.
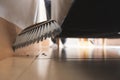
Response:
0,46,120,80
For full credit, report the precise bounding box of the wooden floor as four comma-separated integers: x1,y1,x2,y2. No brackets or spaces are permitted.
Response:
0,46,120,80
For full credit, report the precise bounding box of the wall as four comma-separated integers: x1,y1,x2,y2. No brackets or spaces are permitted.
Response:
51,0,73,25
0,17,19,59
0,0,37,29
0,0,72,28
0,0,73,28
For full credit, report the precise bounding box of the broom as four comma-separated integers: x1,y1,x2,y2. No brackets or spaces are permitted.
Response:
13,20,61,50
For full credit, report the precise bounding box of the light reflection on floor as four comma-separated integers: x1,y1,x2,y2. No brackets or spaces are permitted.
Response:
38,46,120,60
59,38,94,48
56,38,120,60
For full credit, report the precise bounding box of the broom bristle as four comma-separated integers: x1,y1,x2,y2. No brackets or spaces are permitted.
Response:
13,20,61,51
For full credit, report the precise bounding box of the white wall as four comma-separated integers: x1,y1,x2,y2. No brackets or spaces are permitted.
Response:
0,0,37,29
0,0,73,28
51,0,73,25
